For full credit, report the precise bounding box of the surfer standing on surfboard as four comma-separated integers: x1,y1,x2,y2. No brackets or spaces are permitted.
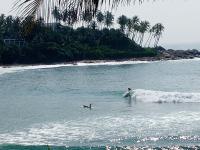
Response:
123,88,134,98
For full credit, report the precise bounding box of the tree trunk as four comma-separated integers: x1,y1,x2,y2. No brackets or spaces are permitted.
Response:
148,34,153,47
145,33,152,47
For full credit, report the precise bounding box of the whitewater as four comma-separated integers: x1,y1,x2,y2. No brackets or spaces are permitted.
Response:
0,58,200,75
134,89,200,103
0,60,150,75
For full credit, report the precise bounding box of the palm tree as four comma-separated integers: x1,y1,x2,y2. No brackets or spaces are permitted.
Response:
130,15,139,40
144,25,157,47
153,23,164,47
0,14,5,38
144,27,153,47
81,10,93,27
15,0,145,21
4,16,14,38
62,8,78,27
52,6,62,24
89,21,97,30
13,17,22,38
117,15,128,34
96,11,104,29
104,11,114,29
132,23,140,42
138,20,150,46
0,14,5,26
21,16,35,37
126,18,132,37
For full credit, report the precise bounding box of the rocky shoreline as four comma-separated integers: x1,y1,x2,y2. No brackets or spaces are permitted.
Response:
70,48,200,64
156,48,200,60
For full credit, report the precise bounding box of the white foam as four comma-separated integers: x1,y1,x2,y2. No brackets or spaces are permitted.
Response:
1,111,200,145
76,60,150,66
0,61,150,75
0,64,74,75
1,58,200,75
134,89,200,103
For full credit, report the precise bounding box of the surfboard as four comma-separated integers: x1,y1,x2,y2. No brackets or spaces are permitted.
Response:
123,92,131,98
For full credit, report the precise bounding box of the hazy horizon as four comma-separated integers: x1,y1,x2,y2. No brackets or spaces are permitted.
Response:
1,0,200,50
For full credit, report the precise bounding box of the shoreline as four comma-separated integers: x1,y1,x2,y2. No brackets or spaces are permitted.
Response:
1,48,200,67
0,56,200,68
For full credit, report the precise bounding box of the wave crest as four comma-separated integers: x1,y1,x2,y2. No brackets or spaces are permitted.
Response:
134,89,200,103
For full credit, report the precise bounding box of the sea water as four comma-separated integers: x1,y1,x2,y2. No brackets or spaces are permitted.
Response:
0,59,200,149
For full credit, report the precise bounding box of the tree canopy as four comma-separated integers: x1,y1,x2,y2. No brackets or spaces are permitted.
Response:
15,0,145,21
0,12,161,65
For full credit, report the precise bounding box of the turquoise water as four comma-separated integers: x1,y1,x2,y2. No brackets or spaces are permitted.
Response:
1,59,200,149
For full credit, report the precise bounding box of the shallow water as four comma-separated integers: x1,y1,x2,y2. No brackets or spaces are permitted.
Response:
0,59,200,149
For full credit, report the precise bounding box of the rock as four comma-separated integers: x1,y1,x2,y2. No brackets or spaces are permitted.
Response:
157,48,200,60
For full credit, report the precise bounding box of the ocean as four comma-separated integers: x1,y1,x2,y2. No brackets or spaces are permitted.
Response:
0,59,200,150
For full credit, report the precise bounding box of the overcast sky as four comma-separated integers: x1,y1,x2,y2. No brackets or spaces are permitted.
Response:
1,0,200,49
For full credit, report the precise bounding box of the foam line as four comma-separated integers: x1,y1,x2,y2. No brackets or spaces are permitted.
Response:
0,61,150,75
1,58,200,75
134,89,200,103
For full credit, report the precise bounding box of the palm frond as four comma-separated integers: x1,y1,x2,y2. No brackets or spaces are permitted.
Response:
14,0,145,21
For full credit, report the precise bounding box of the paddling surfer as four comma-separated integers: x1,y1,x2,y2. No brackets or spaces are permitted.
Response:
83,104,92,109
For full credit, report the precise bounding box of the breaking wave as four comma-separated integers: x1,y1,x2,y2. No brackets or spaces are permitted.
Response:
134,89,200,103
1,58,200,75
0,61,150,75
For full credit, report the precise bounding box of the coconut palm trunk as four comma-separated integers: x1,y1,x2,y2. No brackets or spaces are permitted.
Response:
148,34,154,47
144,32,152,47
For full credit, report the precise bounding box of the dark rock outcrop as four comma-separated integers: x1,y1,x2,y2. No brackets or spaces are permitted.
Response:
156,48,200,60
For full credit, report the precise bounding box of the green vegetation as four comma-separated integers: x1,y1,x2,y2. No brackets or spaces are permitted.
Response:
0,11,164,65
16,0,145,21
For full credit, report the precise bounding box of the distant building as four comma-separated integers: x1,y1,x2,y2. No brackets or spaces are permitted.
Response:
3,39,26,47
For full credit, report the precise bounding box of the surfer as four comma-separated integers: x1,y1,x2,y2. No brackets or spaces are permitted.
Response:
123,88,134,98
83,104,92,109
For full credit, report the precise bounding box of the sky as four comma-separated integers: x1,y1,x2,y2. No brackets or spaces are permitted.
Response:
1,0,200,49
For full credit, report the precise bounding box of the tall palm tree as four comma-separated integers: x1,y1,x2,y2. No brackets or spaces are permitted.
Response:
96,11,104,29
104,11,114,29
130,15,139,40
126,18,132,37
133,23,140,42
144,24,157,47
153,23,164,47
117,15,128,34
144,27,153,47
138,20,150,46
